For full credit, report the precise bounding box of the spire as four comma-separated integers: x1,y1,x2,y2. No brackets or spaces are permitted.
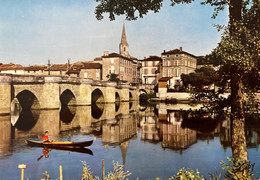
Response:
119,24,129,57
121,24,128,45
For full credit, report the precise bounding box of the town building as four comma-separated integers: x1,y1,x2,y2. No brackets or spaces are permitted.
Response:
68,62,102,80
94,24,139,84
24,65,46,75
0,63,25,75
45,64,69,76
160,47,197,89
140,56,162,84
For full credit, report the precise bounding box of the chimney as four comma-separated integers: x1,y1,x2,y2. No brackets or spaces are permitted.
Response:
144,57,146,59
163,50,166,53
103,51,109,56
180,47,183,52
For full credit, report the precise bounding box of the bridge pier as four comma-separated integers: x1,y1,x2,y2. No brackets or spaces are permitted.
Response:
0,74,12,115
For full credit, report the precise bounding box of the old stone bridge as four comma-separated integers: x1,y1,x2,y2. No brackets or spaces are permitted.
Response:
0,74,138,115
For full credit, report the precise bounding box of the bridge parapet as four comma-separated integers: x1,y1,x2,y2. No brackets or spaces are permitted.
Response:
0,74,12,84
92,80,117,87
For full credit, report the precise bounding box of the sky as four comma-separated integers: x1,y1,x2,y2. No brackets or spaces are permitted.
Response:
0,0,228,66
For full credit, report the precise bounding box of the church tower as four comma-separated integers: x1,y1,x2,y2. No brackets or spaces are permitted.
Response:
119,24,129,57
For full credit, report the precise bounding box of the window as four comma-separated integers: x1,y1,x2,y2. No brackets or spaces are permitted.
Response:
111,59,114,64
111,66,115,73
144,61,148,67
144,69,148,75
84,72,88,78
96,72,99,78
151,68,156,74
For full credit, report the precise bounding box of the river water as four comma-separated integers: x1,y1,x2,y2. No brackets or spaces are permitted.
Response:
0,102,259,180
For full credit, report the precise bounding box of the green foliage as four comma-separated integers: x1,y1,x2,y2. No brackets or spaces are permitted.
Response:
95,0,229,21
106,73,120,82
105,161,131,180
81,161,131,180
42,171,52,180
95,0,163,20
181,66,219,92
81,161,100,180
220,157,254,180
139,93,155,102
168,168,204,180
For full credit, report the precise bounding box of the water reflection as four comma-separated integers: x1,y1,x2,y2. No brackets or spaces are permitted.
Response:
1,102,260,163
60,106,76,124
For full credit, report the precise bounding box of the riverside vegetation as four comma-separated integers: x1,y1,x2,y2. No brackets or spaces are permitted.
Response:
40,158,257,180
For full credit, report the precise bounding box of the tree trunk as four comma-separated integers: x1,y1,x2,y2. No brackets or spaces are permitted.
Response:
230,75,248,161
229,0,250,178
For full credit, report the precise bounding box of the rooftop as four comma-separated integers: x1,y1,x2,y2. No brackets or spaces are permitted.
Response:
162,48,197,58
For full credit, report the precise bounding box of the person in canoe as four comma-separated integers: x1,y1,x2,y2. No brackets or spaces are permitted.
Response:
42,131,53,142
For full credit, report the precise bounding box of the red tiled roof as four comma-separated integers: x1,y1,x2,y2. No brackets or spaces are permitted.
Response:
159,77,173,81
25,65,47,71
49,64,68,71
0,63,25,70
81,62,102,69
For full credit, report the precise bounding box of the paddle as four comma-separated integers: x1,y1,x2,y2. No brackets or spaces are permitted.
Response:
37,148,51,161
37,155,44,161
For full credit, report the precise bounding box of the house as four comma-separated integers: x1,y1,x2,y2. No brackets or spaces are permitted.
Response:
67,62,102,80
24,65,46,75
0,63,25,75
140,56,162,84
45,64,69,76
101,52,137,83
160,47,197,89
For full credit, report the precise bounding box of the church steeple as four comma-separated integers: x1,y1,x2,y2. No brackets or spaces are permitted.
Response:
119,24,129,57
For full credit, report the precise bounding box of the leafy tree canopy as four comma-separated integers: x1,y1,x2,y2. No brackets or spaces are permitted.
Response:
106,73,120,82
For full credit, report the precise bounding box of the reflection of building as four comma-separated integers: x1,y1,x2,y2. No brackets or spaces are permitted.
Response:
102,114,137,165
158,111,197,150
220,120,260,149
141,116,160,142
102,115,137,145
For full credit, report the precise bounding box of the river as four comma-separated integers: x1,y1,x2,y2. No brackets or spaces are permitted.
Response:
0,102,259,179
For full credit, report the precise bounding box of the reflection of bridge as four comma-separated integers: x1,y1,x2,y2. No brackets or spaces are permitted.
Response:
0,101,139,159
0,74,138,115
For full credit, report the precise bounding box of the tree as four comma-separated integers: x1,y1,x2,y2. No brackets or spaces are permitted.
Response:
181,66,219,92
106,73,120,82
95,0,259,178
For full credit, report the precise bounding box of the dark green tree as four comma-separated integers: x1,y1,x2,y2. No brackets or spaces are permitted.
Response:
181,66,219,92
106,73,120,82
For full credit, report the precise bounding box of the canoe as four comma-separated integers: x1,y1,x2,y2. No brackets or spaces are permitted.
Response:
26,139,93,148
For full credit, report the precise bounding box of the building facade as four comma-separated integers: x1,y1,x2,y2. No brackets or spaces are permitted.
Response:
140,56,162,84
96,24,139,84
160,47,197,89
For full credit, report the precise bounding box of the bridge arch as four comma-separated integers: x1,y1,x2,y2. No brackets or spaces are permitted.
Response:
92,88,104,103
60,89,77,107
15,90,40,110
129,92,133,100
115,92,120,102
139,89,147,95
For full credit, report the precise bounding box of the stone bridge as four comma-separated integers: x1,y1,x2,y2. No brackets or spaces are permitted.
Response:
138,84,155,94
0,74,138,115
